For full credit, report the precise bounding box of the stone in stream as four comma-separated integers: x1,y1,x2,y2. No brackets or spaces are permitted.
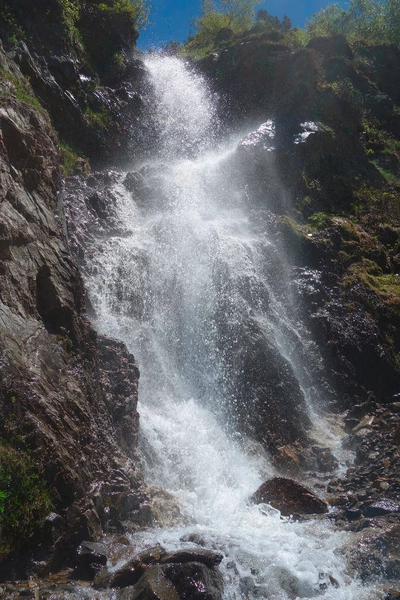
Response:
118,565,179,600
363,498,400,517
110,546,167,588
74,541,108,580
112,547,224,599
250,477,329,516
118,562,224,600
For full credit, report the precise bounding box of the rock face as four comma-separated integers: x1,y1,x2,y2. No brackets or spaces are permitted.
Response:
250,477,329,516
0,42,152,578
198,33,400,413
0,0,150,167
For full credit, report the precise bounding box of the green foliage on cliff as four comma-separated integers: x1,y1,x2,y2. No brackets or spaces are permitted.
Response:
0,0,150,64
96,0,150,29
185,4,304,59
0,67,43,112
190,0,258,47
0,444,53,558
307,0,400,45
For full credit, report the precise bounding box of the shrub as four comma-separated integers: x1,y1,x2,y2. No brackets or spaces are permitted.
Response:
0,444,53,558
307,0,400,45
189,0,258,48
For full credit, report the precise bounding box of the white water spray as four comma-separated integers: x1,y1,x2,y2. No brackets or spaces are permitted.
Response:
86,56,378,599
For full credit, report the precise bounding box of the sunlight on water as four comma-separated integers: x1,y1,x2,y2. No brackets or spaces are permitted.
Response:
85,55,380,599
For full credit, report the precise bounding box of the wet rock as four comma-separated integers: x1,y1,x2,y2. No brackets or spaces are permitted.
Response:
97,335,140,454
298,445,337,473
86,190,116,220
74,542,107,580
344,507,362,521
217,314,313,453
352,518,372,532
394,424,400,444
272,444,302,475
118,566,179,600
123,171,145,193
363,498,400,517
111,546,224,591
161,549,223,569
110,545,167,586
0,42,149,578
250,477,329,515
110,556,148,589
165,562,223,600
383,590,400,600
348,524,400,584
123,487,183,530
113,548,224,600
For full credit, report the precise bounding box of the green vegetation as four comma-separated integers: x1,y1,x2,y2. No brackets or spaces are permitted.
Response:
184,5,307,58
307,0,400,45
307,212,333,229
96,0,150,30
84,106,111,130
0,67,43,112
188,0,259,49
0,444,53,558
59,0,81,45
0,0,150,63
60,141,90,176
342,260,400,309
185,0,400,55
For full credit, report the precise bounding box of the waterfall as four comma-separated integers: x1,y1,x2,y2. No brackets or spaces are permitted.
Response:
84,56,377,599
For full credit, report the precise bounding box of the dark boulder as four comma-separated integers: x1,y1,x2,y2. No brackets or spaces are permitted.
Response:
164,562,223,600
250,477,329,516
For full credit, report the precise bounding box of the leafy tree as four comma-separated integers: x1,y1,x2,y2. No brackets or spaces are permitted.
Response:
192,0,258,45
282,15,292,32
307,3,350,37
383,0,400,44
307,0,400,45
256,8,280,29
256,9,292,34
256,9,269,22
219,0,259,29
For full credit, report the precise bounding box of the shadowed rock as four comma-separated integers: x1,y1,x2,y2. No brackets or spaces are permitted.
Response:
111,547,224,591
118,562,223,600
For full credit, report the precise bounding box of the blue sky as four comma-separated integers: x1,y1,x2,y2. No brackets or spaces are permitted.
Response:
137,0,348,50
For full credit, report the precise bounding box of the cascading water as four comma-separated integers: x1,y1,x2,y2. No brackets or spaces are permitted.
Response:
84,56,378,599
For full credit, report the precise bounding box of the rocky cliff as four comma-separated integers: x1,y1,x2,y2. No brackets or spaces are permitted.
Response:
0,37,161,578
0,0,165,579
195,33,400,416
